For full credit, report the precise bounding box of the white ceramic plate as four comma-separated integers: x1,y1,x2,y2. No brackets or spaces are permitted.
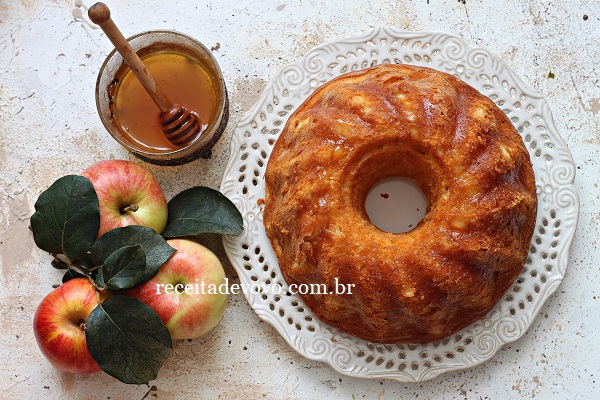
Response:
220,27,579,382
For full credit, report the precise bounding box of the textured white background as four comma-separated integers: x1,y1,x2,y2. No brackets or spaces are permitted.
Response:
0,1,598,399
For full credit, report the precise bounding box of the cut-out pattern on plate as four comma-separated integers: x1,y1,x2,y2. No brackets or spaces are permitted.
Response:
220,27,579,382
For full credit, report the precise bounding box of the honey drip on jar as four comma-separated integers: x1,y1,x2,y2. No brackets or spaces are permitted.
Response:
109,50,217,152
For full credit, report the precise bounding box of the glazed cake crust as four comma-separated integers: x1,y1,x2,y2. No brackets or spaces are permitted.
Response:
263,64,537,344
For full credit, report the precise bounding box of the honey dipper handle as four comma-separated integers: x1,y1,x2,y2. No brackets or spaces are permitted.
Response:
88,2,173,113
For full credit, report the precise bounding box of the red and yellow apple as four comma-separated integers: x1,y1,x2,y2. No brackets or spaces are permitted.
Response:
33,278,102,374
128,239,228,340
81,160,168,238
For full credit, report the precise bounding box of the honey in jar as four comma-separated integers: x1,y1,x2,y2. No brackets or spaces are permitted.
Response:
109,49,217,152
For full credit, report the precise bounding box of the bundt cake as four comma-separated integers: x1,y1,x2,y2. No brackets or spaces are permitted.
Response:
263,64,537,344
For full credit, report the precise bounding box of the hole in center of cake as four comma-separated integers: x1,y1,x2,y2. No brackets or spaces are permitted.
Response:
365,177,428,234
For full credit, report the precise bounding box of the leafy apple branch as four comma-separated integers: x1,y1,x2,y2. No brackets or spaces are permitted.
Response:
30,175,243,384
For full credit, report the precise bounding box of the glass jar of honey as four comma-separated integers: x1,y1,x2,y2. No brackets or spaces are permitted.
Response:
95,30,228,165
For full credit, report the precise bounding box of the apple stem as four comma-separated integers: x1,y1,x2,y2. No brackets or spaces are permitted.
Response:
120,204,139,214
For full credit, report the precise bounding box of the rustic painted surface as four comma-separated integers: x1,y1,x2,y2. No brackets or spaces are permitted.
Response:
0,0,598,399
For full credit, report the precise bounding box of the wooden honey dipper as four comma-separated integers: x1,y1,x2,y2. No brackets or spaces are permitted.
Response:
89,2,202,146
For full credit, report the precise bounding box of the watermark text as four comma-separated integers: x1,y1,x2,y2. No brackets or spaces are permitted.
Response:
155,278,354,296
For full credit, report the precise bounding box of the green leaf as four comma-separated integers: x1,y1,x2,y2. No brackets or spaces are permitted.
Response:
91,226,175,282
73,253,96,269
30,175,100,260
97,245,147,290
162,186,244,238
51,258,68,270
86,296,172,384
